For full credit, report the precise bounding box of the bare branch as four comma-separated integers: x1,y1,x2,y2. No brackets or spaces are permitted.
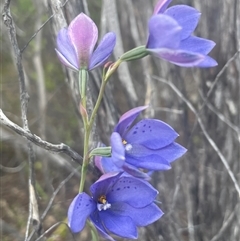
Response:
152,76,240,198
0,109,83,163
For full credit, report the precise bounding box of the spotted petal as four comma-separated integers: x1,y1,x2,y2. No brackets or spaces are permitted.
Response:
114,106,148,136
108,176,158,208
125,119,179,149
90,172,122,201
68,193,96,233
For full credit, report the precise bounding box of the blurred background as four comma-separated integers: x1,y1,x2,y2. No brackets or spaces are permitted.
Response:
1,0,239,240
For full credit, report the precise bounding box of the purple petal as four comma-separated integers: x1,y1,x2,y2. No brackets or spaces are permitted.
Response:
90,211,115,241
108,176,158,208
55,49,79,71
68,13,98,68
56,28,79,70
153,0,172,14
125,119,178,149
99,211,138,239
125,142,186,163
110,132,125,167
179,36,216,55
95,156,122,174
68,193,96,233
89,32,116,70
155,143,187,163
165,5,201,40
147,15,182,49
122,163,151,180
111,202,163,226
90,172,122,201
147,48,205,67
114,106,148,137
196,56,218,68
125,154,171,170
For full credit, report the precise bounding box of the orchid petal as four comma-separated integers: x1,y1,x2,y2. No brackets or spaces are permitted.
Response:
95,156,122,174
125,142,186,163
55,49,78,71
147,14,182,49
108,176,158,207
147,48,205,67
68,13,98,68
99,211,138,239
122,163,151,180
196,56,218,68
111,202,163,226
155,143,187,163
125,154,171,170
165,5,201,40
90,172,122,201
153,0,172,14
68,193,96,233
125,119,179,149
110,132,125,167
90,211,115,241
56,28,79,69
89,32,116,70
179,36,216,55
114,106,148,137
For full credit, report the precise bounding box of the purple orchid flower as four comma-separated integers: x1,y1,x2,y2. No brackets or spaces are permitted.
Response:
95,106,186,177
68,172,163,240
56,13,116,71
146,0,217,67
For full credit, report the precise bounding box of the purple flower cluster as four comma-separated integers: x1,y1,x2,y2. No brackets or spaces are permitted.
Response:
146,0,217,67
95,106,186,180
68,173,163,240
59,0,218,240
56,13,116,71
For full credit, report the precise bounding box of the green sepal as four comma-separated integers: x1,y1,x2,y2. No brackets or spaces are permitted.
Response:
120,46,148,62
90,146,112,157
79,69,88,98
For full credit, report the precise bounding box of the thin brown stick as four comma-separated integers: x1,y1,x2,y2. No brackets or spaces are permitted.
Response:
0,109,83,163
152,76,240,198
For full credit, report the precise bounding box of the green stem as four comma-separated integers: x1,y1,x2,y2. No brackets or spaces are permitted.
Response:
78,59,123,193
89,80,107,129
87,220,99,241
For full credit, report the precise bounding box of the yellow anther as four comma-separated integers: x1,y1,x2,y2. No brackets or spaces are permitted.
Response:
122,140,127,145
98,195,107,204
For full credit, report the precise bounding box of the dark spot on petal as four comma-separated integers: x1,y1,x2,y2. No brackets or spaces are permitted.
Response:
117,188,121,191
142,130,145,133
133,131,137,134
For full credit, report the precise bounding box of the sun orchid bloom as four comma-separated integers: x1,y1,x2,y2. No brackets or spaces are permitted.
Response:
96,106,186,177
146,0,217,67
68,172,163,240
56,13,116,71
